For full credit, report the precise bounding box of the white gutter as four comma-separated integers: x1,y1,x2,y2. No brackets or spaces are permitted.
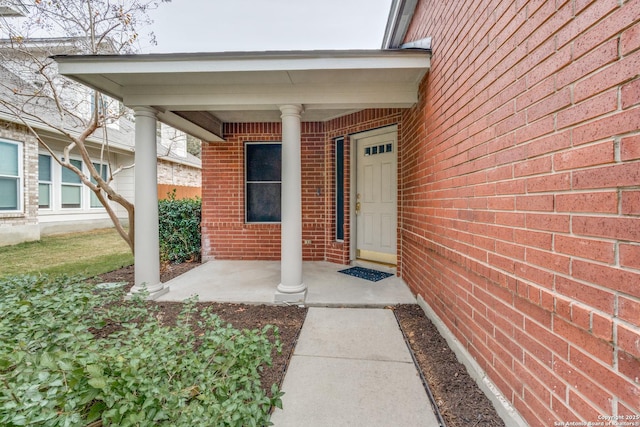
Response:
401,37,432,50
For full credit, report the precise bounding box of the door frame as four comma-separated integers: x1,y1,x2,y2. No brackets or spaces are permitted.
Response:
349,124,398,263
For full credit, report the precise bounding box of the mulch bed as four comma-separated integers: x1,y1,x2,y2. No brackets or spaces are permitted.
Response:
94,263,505,426
394,304,505,427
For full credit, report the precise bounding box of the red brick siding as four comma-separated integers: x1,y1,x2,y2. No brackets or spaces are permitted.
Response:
301,125,326,260
402,0,640,425
202,122,325,260
201,124,277,260
325,109,404,264
201,111,403,263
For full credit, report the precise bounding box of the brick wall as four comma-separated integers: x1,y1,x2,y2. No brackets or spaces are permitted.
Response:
0,120,40,245
157,159,201,188
201,111,403,263
157,158,201,200
325,109,404,264
402,0,640,424
202,122,327,260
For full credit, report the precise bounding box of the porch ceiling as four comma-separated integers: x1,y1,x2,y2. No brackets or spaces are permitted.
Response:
53,49,431,141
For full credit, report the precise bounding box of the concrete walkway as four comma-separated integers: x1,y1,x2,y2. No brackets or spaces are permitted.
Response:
270,307,440,426
156,261,439,425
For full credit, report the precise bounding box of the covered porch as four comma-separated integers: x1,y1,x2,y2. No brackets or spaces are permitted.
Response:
156,260,416,307
53,48,431,303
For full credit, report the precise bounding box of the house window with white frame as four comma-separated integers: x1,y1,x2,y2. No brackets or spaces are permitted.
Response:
92,94,121,130
245,142,281,223
90,162,109,208
74,88,122,131
61,159,82,209
0,139,22,212
38,154,52,209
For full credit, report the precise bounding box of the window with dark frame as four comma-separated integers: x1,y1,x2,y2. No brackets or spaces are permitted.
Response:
245,142,281,223
335,138,345,241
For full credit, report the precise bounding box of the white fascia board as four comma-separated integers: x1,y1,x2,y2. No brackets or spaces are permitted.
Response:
55,50,429,77
54,50,431,125
55,72,126,102
122,82,420,110
56,52,430,113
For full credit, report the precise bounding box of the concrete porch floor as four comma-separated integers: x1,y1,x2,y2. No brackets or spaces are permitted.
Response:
156,260,416,306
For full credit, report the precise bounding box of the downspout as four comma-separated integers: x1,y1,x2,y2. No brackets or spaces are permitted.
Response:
382,0,419,49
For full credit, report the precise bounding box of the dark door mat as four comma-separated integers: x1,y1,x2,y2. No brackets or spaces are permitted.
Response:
338,266,393,282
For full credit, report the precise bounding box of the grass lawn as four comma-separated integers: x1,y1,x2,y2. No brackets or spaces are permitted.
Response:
0,228,133,278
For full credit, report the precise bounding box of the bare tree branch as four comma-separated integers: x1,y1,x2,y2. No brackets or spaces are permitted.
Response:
0,0,172,254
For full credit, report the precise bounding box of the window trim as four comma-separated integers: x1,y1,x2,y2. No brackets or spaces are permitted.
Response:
244,141,282,224
60,158,83,209
38,153,53,210
90,162,109,209
0,138,23,213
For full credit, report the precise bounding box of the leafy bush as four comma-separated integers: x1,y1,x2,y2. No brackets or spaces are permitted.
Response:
0,275,282,426
159,191,201,264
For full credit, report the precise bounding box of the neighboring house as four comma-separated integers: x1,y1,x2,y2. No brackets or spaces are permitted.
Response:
0,112,201,246
0,108,136,244
0,0,27,17
0,39,201,246
55,0,640,425
157,126,202,200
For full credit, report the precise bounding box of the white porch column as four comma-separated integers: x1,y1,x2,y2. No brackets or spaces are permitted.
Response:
129,106,167,299
275,104,306,303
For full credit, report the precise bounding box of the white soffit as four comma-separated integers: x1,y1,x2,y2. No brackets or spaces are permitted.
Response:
54,49,430,128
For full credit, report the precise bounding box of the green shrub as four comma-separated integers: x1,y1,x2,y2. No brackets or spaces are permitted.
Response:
159,191,201,264
0,275,282,426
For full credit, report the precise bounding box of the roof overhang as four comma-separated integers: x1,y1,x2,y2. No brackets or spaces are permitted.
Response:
53,49,431,141
0,1,28,17
0,111,134,154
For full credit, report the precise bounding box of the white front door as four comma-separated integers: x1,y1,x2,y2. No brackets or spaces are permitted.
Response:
355,128,398,265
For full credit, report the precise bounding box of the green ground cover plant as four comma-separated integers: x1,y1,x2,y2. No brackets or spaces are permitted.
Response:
0,275,282,426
